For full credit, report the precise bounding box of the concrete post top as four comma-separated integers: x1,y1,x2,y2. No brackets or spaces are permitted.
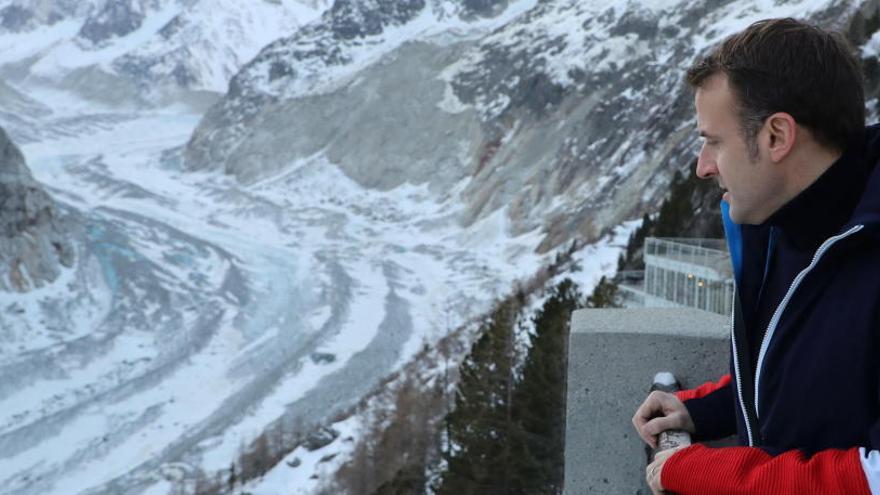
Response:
571,308,729,339
564,308,731,494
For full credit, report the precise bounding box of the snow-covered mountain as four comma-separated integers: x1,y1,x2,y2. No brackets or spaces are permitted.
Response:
1,0,880,494
0,0,330,105
185,0,873,254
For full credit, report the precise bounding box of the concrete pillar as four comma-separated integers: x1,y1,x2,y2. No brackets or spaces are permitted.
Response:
564,308,729,494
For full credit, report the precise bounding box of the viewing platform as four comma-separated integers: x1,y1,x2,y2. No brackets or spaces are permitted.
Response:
617,237,734,315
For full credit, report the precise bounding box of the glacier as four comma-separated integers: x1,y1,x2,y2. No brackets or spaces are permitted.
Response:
1,0,879,493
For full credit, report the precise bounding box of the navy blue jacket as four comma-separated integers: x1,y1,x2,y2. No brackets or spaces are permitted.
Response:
662,125,880,494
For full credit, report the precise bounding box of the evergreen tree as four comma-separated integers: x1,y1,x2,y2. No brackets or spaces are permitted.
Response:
512,279,582,494
436,299,520,495
373,464,427,495
619,169,723,272
620,213,654,271
654,169,724,238
227,462,236,492
586,276,620,308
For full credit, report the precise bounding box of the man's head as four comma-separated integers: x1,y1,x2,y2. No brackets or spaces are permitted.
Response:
687,18,865,224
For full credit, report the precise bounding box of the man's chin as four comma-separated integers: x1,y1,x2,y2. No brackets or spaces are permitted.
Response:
727,203,749,225
725,195,768,224
729,207,768,225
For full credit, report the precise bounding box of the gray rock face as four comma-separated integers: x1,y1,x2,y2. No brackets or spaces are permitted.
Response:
0,0,84,33
302,426,340,451
185,0,875,252
78,0,148,45
461,0,508,18
328,0,425,40
0,5,33,31
0,127,73,292
199,41,483,190
446,1,707,248
183,0,510,174
0,80,52,145
310,352,336,364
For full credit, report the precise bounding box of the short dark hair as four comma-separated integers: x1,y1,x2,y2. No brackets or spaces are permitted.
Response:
687,18,865,156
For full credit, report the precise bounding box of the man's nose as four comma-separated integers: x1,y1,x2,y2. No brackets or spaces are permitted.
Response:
695,146,718,179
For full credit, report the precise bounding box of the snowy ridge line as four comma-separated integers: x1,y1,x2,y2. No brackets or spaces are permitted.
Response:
441,0,840,120
0,0,330,96
237,0,540,101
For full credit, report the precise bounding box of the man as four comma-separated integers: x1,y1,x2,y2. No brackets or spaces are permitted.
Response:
632,18,880,494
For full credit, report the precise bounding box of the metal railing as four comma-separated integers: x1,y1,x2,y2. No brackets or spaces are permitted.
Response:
615,268,733,315
645,237,732,278
615,270,648,308
634,238,734,315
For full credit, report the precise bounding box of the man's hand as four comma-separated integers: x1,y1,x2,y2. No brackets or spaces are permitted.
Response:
632,391,696,448
646,445,685,495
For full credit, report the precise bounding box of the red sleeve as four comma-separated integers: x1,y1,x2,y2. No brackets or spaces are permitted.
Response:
675,374,732,402
661,444,871,495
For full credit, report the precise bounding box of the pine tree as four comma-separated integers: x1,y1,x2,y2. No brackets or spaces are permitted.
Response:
620,213,655,271
436,299,520,495
586,276,620,308
512,279,582,494
227,462,237,492
251,431,271,478
193,469,216,495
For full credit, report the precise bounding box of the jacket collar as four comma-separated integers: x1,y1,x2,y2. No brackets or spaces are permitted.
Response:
764,143,869,252
844,123,880,234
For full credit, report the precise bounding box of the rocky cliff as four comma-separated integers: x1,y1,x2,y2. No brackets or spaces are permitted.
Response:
0,126,73,292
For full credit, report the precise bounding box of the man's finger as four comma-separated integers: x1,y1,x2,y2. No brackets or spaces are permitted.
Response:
633,392,663,428
646,458,663,494
641,414,682,443
652,446,680,463
637,423,657,449
646,446,685,494
633,408,658,447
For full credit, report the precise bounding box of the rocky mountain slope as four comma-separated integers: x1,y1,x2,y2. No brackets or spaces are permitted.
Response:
3,0,880,494
185,0,879,256
0,126,72,292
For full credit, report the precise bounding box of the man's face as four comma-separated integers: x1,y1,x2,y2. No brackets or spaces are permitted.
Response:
694,74,783,224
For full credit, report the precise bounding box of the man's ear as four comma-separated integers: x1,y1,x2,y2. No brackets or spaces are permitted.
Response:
764,112,797,162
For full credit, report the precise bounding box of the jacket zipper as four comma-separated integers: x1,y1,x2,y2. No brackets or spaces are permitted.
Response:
729,285,755,446
753,224,864,419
